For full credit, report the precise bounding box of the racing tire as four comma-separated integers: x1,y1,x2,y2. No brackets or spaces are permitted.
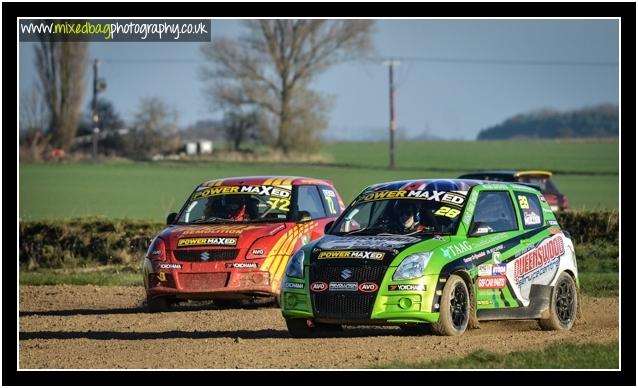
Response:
146,296,169,313
539,272,578,331
285,318,342,338
432,274,470,336
399,324,432,335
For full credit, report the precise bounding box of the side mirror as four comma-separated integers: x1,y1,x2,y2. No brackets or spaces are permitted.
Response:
324,221,334,234
298,210,312,222
469,222,493,237
166,212,177,225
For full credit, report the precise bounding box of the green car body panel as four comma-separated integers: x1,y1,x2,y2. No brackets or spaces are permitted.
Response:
281,179,578,330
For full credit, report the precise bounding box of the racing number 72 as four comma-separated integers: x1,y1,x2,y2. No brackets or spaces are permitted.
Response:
268,197,290,212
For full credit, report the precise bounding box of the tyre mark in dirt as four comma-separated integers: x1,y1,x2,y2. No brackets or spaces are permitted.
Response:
19,285,619,369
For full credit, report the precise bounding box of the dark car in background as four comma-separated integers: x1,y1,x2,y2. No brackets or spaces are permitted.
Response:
458,170,568,211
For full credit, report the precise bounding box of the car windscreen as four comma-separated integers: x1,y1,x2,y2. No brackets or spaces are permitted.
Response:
332,190,468,236
177,184,293,223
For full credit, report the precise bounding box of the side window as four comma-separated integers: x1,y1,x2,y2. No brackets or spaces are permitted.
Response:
319,186,339,216
296,186,327,219
470,191,518,234
514,191,544,229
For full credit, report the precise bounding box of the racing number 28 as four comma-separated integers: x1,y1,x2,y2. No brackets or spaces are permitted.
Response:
434,206,460,218
268,197,290,212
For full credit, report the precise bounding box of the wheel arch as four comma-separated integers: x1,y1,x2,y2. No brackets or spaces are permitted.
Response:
562,268,579,289
451,269,480,329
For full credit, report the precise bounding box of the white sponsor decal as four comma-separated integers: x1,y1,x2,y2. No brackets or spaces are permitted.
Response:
388,284,426,291
225,262,258,269
524,211,541,225
159,263,182,269
329,282,358,292
478,264,492,276
284,282,304,289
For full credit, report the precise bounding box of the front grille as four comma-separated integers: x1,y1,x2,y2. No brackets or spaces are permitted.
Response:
309,265,387,320
309,265,387,283
312,293,377,320
173,249,239,262
178,273,229,290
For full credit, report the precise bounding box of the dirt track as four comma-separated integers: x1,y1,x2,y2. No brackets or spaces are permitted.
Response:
19,285,618,369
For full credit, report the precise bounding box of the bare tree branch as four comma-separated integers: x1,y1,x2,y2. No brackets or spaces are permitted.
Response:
201,19,374,153
35,28,88,150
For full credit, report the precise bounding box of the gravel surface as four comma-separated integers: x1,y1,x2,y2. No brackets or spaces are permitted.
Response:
19,285,618,369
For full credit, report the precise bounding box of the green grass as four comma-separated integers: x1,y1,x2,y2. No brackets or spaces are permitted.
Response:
579,272,618,297
323,140,618,174
374,341,618,369
19,266,142,286
20,139,618,221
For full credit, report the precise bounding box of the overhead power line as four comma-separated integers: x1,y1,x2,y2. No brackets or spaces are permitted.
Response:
365,56,618,67
102,56,618,67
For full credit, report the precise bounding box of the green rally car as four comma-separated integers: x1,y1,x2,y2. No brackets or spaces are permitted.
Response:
281,179,579,337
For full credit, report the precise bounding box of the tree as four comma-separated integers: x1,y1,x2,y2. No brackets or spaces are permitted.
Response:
79,98,125,135
201,20,374,153
19,88,51,161
221,110,261,151
35,32,88,150
126,97,179,158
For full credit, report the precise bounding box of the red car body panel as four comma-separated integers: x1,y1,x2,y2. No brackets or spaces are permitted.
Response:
143,176,344,301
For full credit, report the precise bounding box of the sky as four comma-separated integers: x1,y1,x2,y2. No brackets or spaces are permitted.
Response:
18,19,619,140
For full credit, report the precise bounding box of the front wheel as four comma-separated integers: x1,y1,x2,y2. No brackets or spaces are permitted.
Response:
432,274,470,336
539,272,578,330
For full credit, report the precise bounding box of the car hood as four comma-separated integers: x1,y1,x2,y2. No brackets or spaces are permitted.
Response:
159,222,288,250
309,234,450,266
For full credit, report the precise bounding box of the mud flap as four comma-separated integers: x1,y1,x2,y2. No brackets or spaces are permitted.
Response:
477,284,552,321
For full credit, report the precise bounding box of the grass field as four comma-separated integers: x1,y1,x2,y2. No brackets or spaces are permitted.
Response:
375,341,618,369
19,140,618,220
323,140,619,174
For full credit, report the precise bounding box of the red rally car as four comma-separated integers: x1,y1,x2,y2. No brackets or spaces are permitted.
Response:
143,176,345,311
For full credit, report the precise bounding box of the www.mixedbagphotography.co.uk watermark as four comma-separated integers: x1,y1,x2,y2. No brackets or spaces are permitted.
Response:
19,19,211,42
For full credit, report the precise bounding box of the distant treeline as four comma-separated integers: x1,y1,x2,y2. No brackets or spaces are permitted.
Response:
477,104,618,140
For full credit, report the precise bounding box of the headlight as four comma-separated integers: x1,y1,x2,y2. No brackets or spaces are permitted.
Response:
393,252,432,280
285,250,305,279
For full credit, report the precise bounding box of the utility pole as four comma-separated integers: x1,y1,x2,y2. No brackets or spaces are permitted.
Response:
384,59,400,169
92,59,100,161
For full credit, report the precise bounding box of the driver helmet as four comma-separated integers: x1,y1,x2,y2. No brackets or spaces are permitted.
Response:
392,201,421,231
222,195,248,220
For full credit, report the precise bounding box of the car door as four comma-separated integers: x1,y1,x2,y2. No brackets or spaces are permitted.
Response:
505,190,564,305
465,189,522,310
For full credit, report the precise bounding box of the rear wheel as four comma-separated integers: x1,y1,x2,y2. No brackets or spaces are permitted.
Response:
539,272,578,330
432,274,470,336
